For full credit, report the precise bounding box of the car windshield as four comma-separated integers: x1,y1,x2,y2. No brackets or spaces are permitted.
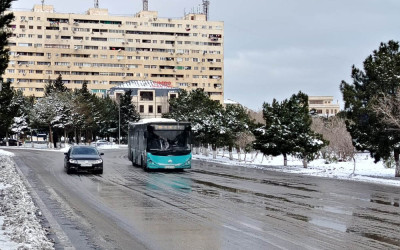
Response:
71,147,98,155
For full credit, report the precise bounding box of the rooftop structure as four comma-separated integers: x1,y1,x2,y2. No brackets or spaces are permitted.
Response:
308,96,340,116
109,80,180,119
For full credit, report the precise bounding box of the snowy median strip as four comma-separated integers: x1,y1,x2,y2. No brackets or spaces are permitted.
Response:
0,151,54,249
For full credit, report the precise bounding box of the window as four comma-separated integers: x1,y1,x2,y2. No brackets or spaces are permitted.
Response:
37,26,41,30
148,105,153,114
46,35,51,39
157,105,162,113
139,105,144,113
140,91,153,101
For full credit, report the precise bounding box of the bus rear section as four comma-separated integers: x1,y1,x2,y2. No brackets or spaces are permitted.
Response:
128,119,192,170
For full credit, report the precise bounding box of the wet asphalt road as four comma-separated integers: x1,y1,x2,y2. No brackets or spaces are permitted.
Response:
6,148,400,250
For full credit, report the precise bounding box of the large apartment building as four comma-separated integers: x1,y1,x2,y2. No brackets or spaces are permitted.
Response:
4,4,224,102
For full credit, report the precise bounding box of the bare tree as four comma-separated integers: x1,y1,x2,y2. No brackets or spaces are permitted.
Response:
371,90,400,176
371,89,400,128
235,131,255,162
311,116,355,162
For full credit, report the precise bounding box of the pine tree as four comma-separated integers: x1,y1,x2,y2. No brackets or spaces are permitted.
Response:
0,0,15,140
164,89,227,157
341,40,400,177
223,104,253,159
254,92,326,166
0,0,14,77
44,79,55,96
10,90,31,139
119,90,140,139
0,82,16,139
53,74,68,92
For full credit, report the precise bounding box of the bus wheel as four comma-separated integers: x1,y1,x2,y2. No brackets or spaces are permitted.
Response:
141,157,148,171
131,153,135,167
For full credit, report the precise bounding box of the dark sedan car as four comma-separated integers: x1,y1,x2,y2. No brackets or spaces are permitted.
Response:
0,139,22,146
64,146,104,174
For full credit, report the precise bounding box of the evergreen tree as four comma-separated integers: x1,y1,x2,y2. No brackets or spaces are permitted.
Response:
223,104,253,158
53,74,68,92
0,0,15,140
0,0,14,77
340,40,400,177
164,89,227,157
80,80,90,98
119,90,140,139
0,82,16,139
254,92,326,166
30,95,58,148
44,79,55,96
10,90,31,139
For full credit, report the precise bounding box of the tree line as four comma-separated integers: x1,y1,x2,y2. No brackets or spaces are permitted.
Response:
0,75,140,147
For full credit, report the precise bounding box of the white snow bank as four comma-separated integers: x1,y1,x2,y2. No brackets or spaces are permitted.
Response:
0,149,15,157
0,156,54,249
193,152,400,187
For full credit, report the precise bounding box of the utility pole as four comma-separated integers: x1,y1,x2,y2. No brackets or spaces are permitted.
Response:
143,0,148,11
118,101,121,145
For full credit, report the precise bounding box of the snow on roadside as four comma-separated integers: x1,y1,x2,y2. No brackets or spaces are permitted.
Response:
193,151,400,187
0,150,54,250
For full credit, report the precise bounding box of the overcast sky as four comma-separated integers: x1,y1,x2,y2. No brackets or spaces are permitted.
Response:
11,0,400,110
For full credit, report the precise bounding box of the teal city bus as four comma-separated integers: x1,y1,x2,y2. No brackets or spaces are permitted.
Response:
128,118,192,170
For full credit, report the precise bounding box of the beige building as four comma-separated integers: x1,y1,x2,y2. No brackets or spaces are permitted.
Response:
109,80,180,119
4,4,224,102
308,96,340,116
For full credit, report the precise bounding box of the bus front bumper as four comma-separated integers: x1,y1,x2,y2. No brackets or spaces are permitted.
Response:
146,154,191,169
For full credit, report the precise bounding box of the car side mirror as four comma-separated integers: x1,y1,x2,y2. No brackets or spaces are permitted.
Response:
100,152,104,156
64,152,68,156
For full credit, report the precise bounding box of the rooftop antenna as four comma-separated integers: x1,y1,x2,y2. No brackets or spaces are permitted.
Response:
143,0,148,11
41,0,44,10
94,0,99,8
203,0,210,20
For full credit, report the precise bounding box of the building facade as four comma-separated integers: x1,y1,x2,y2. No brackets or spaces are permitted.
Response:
108,80,180,119
308,96,340,116
4,4,224,102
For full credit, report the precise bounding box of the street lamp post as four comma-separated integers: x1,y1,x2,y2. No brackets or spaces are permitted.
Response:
118,101,121,145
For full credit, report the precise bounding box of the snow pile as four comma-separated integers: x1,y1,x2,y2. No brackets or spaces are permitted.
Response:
0,155,54,250
0,149,15,157
193,151,400,186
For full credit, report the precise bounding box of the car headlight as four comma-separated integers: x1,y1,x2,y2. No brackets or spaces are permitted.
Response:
69,159,78,164
93,159,103,164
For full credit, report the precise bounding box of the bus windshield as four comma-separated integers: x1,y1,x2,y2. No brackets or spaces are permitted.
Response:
147,129,191,154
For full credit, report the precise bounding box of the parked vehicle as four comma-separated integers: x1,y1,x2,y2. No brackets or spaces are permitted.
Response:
64,145,104,174
91,139,110,147
0,139,22,146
